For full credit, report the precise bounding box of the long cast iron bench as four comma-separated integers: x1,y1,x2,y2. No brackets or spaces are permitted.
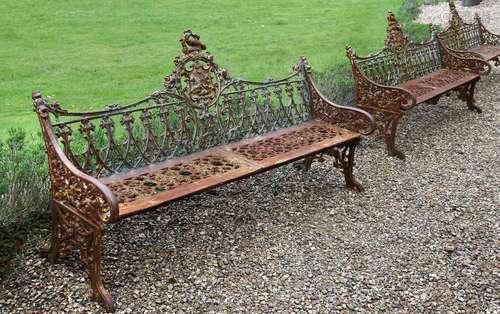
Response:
436,1,500,66
33,30,375,311
346,12,491,159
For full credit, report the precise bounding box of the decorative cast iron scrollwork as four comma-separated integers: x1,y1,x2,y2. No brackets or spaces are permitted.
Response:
475,14,500,46
346,47,416,114
33,92,119,224
437,3,499,67
347,11,490,159
164,30,232,109
448,1,464,32
330,145,350,170
385,12,409,55
293,55,374,135
306,70,375,135
47,55,311,177
441,46,491,75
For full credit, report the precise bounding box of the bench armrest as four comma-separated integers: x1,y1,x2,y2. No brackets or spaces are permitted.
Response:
476,16,500,46
346,59,417,112
440,45,483,60
441,46,492,76
305,74,375,135
33,92,120,224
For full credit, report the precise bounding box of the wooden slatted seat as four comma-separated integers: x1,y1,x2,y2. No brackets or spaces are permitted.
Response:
436,1,500,66
33,30,374,312
102,120,358,217
347,12,491,159
468,45,500,62
399,69,479,104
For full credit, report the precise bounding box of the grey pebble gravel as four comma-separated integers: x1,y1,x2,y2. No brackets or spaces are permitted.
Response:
1,3,499,312
417,0,500,29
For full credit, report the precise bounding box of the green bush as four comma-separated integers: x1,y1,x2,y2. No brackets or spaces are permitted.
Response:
0,128,49,225
0,128,50,277
399,0,446,42
314,62,356,106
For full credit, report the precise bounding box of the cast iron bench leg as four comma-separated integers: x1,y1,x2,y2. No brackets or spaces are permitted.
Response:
342,140,364,192
88,231,116,313
40,200,62,264
460,79,482,113
384,113,405,160
293,141,364,192
40,202,116,312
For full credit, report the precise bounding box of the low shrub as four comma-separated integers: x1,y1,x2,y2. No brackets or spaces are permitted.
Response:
314,62,356,106
0,128,50,277
399,0,446,42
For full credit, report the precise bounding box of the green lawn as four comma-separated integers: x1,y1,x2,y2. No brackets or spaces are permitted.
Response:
0,0,402,136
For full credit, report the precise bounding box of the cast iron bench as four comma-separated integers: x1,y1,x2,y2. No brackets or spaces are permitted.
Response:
436,1,499,66
346,12,491,159
33,30,374,311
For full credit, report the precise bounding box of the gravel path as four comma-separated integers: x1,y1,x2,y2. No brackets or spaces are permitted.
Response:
1,6,500,312
417,0,500,31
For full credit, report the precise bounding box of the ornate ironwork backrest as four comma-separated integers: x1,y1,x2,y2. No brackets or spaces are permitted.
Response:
437,1,482,50
38,30,311,178
350,12,442,86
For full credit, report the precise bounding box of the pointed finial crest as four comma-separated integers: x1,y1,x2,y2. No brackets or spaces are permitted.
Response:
385,12,409,54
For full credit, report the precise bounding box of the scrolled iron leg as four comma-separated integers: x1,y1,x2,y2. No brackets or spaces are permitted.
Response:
427,96,441,105
493,56,499,67
342,142,364,192
465,81,482,113
384,114,405,160
294,154,328,172
42,202,116,312
293,155,314,172
40,200,62,264
86,231,116,312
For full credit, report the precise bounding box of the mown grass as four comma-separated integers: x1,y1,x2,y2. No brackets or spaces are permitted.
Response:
0,0,404,136
316,0,446,105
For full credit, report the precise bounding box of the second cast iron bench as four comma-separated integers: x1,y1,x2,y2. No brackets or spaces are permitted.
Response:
347,12,491,159
436,1,499,66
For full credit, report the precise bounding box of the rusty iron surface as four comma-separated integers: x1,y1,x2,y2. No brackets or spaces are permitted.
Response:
32,30,374,312
41,32,373,180
436,1,500,66
346,12,490,160
468,45,500,62
399,69,479,103
232,123,343,161
100,120,358,218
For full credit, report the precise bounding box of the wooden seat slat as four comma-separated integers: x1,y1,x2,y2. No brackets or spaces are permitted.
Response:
468,45,500,62
399,69,479,104
108,120,358,218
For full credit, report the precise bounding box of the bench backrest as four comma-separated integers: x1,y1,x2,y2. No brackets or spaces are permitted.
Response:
35,31,312,178
437,2,482,50
348,13,442,86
